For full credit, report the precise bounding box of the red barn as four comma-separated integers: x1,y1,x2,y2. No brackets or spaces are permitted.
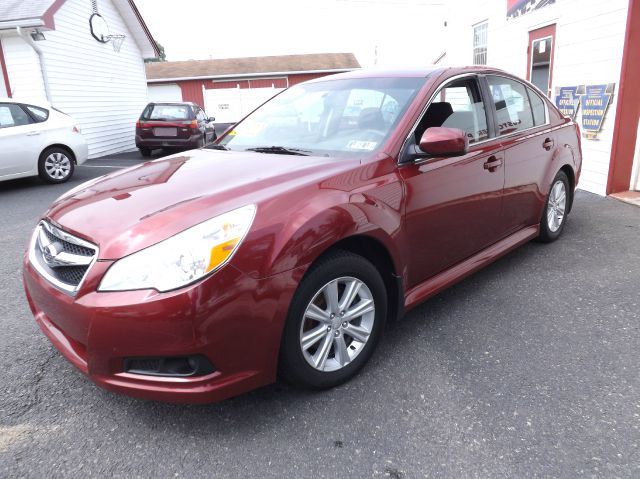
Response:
145,52,360,124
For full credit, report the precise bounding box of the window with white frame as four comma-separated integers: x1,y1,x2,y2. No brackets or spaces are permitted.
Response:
473,21,488,65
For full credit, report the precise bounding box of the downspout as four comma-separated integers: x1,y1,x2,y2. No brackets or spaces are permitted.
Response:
16,26,52,102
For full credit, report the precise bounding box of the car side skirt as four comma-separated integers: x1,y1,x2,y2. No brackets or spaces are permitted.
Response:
404,225,539,311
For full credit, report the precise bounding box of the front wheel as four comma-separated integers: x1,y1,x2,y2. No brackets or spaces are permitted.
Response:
38,147,74,183
279,251,387,389
538,170,570,243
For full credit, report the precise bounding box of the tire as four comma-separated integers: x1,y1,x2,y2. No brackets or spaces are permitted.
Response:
538,170,570,243
139,147,152,157
38,147,75,184
279,251,387,389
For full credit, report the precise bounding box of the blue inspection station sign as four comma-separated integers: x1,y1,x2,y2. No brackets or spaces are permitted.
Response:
555,86,580,119
581,84,614,139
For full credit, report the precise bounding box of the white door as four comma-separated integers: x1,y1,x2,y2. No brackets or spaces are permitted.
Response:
147,84,183,102
204,87,285,124
239,88,283,116
204,88,242,123
0,103,40,177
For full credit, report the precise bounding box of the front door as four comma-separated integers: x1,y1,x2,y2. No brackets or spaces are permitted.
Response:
399,75,505,288
527,24,556,97
0,103,36,177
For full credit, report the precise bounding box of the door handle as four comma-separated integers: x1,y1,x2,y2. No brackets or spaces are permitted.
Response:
26,131,40,136
543,138,554,151
483,156,503,172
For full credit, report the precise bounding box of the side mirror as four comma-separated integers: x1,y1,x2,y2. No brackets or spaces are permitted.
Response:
207,117,215,123
419,127,468,156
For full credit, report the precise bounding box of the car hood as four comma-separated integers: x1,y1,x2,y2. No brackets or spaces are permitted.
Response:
46,149,361,259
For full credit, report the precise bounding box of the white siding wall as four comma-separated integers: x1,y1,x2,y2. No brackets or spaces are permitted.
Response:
38,0,149,158
444,0,629,195
0,40,7,96
0,35,47,101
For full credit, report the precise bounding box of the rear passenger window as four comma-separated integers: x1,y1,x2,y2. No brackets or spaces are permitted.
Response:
26,105,49,122
415,77,489,144
487,76,534,135
0,104,32,128
527,88,546,126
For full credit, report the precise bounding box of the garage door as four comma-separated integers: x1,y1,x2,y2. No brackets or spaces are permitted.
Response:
147,84,183,102
204,87,284,124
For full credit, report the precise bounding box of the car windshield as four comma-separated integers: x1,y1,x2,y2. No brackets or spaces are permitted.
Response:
219,77,426,157
144,104,191,121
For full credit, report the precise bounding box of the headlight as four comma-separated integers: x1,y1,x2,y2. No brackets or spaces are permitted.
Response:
98,204,256,292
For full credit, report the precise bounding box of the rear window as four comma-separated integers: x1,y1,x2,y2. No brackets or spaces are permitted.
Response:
25,105,49,122
0,104,32,128
142,104,192,121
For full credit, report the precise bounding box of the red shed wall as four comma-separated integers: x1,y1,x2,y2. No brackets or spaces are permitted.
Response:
288,72,336,85
177,80,205,107
166,71,348,105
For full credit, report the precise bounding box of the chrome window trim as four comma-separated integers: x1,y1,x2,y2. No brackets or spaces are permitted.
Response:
399,72,551,164
28,221,99,296
485,73,550,133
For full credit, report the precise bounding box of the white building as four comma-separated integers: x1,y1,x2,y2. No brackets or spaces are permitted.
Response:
0,0,158,158
442,0,639,199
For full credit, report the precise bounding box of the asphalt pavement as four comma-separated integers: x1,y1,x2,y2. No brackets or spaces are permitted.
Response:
1,153,639,478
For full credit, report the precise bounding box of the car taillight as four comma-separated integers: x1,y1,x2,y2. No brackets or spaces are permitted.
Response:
189,120,198,129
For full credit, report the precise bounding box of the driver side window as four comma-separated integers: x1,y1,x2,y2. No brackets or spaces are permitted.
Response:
414,77,489,145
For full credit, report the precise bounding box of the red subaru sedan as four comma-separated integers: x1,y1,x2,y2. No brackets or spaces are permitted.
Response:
23,67,581,403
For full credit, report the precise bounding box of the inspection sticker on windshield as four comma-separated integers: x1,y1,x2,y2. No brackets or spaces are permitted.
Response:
347,140,377,151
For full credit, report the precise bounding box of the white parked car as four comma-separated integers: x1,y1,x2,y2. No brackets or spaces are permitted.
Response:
0,99,88,183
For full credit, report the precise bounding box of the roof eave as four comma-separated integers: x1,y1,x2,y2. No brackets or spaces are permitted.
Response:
0,18,45,30
146,68,359,83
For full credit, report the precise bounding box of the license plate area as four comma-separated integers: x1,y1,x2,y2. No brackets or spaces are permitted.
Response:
153,127,177,137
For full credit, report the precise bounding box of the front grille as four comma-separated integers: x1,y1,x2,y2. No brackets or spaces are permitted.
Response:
56,265,90,285
29,221,98,294
41,227,94,257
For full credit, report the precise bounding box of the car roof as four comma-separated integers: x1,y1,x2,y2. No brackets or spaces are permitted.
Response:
146,101,198,106
0,97,51,108
304,65,510,82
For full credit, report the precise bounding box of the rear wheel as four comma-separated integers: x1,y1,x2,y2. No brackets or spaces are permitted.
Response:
538,170,570,242
139,147,152,157
38,147,74,183
279,251,387,389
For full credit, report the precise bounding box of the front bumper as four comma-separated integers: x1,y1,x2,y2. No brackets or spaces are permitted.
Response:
23,254,300,403
73,138,88,165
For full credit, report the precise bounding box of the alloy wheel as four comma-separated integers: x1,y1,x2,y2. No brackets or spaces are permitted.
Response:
299,276,375,372
547,180,567,233
44,152,72,180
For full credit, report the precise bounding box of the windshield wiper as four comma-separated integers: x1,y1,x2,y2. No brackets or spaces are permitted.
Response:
206,144,230,150
245,146,311,156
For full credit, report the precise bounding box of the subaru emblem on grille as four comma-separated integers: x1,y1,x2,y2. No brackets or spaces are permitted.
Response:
30,221,98,295
42,241,63,266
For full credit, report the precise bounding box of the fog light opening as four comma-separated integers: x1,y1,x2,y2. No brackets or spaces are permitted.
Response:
124,355,215,377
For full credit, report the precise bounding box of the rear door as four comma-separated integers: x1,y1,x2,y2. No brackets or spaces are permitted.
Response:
484,75,557,233
0,103,38,177
399,75,506,287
